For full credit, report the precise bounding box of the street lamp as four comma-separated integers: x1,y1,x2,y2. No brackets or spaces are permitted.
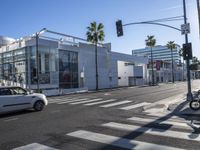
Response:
35,28,46,92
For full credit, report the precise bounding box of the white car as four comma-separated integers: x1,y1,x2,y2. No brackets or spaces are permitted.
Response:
0,86,48,114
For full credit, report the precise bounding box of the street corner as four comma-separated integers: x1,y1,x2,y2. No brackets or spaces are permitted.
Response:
142,94,185,114
142,103,168,114
168,100,200,116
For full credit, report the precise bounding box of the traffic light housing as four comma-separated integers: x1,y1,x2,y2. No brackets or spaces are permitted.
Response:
116,20,123,37
183,43,192,60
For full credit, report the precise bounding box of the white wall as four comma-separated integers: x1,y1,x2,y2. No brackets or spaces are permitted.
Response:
117,61,134,86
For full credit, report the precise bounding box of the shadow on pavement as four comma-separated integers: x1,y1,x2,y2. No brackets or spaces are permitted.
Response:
100,99,199,150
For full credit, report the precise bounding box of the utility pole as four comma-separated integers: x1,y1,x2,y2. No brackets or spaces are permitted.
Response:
197,0,200,38
36,33,40,92
183,0,193,101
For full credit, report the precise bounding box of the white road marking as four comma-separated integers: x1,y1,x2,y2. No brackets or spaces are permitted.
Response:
127,116,191,128
84,99,117,106
146,112,178,119
67,130,185,150
100,100,131,108
70,98,103,105
57,98,89,104
50,110,61,113
102,122,199,141
120,102,151,110
48,97,91,103
13,143,58,150
48,98,73,104
4,118,18,122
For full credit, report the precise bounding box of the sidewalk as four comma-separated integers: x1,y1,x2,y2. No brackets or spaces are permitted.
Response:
143,89,200,116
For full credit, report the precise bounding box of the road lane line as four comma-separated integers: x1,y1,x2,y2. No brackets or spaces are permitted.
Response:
13,143,58,150
57,98,89,104
102,122,199,141
84,99,117,106
120,102,151,110
70,98,103,105
127,116,191,128
48,97,91,103
67,130,184,150
100,100,131,108
4,118,18,122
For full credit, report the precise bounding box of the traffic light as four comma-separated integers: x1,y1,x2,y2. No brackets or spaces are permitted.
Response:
183,43,192,60
116,20,123,37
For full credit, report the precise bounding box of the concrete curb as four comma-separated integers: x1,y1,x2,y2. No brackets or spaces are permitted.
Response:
143,94,186,112
143,88,200,115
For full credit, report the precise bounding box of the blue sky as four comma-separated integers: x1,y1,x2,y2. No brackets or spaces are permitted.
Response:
1,0,200,58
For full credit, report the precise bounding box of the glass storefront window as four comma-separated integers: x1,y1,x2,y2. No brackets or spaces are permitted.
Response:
0,48,27,85
59,50,78,88
30,46,59,85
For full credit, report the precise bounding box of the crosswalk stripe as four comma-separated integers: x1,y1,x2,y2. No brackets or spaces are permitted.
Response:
70,98,103,105
146,112,178,119
84,99,117,106
48,97,74,101
48,97,91,103
100,100,131,108
49,100,71,104
127,116,191,129
57,98,89,104
13,143,58,150
120,102,151,110
102,122,199,141
67,130,184,150
48,98,72,103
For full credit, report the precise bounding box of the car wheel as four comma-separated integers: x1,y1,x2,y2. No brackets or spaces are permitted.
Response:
34,100,44,111
189,100,200,111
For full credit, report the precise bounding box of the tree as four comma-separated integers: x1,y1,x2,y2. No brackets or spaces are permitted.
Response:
145,35,156,85
86,22,105,90
190,56,200,70
192,56,200,64
166,41,176,83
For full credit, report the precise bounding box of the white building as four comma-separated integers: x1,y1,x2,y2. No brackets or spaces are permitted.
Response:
132,45,185,83
132,45,181,63
0,29,148,95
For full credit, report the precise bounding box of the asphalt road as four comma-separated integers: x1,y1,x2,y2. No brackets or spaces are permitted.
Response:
0,80,200,150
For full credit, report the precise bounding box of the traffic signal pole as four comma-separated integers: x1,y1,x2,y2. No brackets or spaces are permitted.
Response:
116,1,193,100
183,0,193,101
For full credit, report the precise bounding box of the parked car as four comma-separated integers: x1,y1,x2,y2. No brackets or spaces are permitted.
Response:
0,86,48,114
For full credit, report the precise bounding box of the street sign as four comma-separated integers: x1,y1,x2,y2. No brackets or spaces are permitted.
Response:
181,23,190,35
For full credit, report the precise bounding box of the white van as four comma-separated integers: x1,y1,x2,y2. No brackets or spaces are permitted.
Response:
0,86,48,114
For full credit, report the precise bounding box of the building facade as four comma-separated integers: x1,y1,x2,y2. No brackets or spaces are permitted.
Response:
132,45,181,63
132,45,185,83
0,30,148,95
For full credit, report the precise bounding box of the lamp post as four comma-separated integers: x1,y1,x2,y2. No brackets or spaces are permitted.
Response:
35,28,46,92
183,0,193,101
36,33,39,92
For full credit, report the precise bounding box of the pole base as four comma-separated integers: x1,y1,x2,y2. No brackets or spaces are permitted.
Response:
187,92,193,101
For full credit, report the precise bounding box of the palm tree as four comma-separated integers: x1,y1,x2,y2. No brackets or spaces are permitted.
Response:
166,41,176,83
145,35,156,85
86,22,105,90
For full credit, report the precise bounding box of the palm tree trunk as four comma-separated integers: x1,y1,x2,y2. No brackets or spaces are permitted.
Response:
171,49,174,83
151,47,154,85
95,42,98,90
